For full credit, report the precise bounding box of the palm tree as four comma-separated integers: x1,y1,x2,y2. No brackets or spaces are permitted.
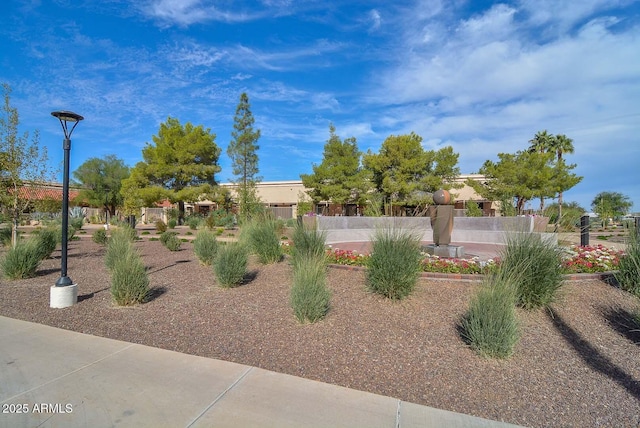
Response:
528,130,554,211
549,134,574,221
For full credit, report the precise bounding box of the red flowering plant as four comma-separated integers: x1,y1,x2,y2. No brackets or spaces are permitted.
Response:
561,245,623,274
420,254,496,274
325,248,368,266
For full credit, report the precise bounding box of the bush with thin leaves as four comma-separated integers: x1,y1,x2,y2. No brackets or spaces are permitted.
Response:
155,220,167,233
160,231,178,246
70,217,84,231
615,226,640,297
1,239,42,279
193,230,218,265
500,232,564,310
460,270,520,359
213,243,247,287
163,234,182,251
241,217,282,264
291,223,326,266
92,229,108,245
366,228,422,300
110,250,149,306
290,255,331,323
1,227,12,246
32,228,58,260
105,230,133,271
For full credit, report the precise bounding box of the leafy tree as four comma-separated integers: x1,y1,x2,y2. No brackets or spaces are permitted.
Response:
0,83,54,246
73,155,129,217
362,133,460,215
528,131,579,217
591,191,632,226
301,124,371,215
468,150,556,215
227,93,261,222
121,117,221,220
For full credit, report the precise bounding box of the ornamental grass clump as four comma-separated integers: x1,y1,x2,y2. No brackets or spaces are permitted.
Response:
213,243,248,287
110,249,149,306
105,229,133,270
366,227,422,300
161,233,181,251
615,226,640,297
460,270,520,359
290,255,331,323
92,229,108,245
241,217,282,264
32,228,58,260
193,230,219,265
0,239,42,279
291,223,326,266
500,232,564,310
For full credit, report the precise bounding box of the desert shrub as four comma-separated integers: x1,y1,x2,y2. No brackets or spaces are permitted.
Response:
110,226,137,243
291,223,326,266
110,250,149,306
0,227,11,246
1,239,42,279
69,217,84,231
168,219,177,229
92,229,108,245
290,255,331,323
32,228,57,260
500,232,564,310
155,220,167,233
366,227,422,300
187,216,201,230
615,226,640,297
193,230,218,265
213,243,247,287
206,209,235,229
241,217,282,264
160,231,178,246
105,230,133,271
163,234,182,251
460,271,520,359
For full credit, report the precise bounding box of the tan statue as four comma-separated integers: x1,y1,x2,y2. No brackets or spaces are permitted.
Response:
428,189,454,246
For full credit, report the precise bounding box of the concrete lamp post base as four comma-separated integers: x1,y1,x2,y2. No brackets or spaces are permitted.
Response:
50,284,78,308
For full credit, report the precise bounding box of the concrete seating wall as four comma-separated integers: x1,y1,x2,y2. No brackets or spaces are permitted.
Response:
314,216,556,245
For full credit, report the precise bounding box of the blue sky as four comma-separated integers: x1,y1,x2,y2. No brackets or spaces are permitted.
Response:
2,0,639,212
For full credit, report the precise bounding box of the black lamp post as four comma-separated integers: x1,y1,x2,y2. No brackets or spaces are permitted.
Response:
51,111,83,289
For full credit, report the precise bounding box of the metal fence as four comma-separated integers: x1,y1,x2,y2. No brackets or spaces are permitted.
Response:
267,206,293,219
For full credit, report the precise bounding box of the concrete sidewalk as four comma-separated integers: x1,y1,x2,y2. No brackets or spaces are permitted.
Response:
0,316,522,428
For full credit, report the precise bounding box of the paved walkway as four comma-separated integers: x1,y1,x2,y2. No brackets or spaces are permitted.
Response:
1,316,522,428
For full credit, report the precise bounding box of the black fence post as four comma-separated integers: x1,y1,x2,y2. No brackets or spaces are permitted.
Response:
580,215,590,247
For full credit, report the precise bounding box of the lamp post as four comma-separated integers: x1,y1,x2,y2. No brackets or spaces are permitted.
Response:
50,110,83,309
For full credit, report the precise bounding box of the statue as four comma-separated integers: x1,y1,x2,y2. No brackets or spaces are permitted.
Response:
425,189,464,258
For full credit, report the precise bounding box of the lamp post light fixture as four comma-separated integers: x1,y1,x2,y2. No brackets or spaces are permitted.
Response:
50,110,83,309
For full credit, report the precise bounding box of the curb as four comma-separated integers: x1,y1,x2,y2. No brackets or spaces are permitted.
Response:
327,264,618,283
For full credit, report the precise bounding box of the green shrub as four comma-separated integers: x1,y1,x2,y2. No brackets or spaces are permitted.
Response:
92,228,108,245
155,220,167,233
0,227,11,246
111,226,137,243
465,201,483,217
32,228,58,260
366,228,422,300
163,234,182,251
460,271,520,359
70,217,84,231
213,243,248,287
291,223,326,266
290,255,331,323
206,209,235,229
187,216,201,230
241,217,282,264
110,250,149,306
105,230,133,271
193,230,219,265
1,239,42,279
615,226,640,297
168,218,177,229
500,232,564,310
160,231,178,246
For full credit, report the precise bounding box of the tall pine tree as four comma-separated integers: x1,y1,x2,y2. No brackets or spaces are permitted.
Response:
227,93,261,221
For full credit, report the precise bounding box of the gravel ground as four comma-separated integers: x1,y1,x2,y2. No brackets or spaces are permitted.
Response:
1,236,639,428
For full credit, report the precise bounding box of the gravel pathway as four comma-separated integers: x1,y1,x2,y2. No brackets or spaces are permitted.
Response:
1,237,639,427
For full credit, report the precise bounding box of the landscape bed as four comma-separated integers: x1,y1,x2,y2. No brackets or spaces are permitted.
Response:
1,238,639,428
